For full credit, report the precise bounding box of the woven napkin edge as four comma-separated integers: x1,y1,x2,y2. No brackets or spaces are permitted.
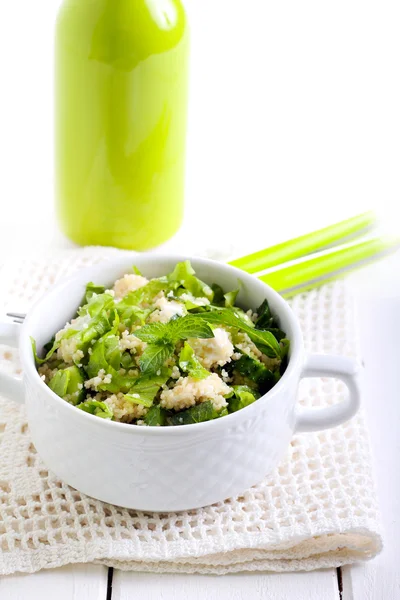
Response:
0,519,382,576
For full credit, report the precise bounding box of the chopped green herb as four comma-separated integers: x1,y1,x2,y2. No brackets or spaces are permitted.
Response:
33,261,289,426
179,342,210,380
169,401,217,426
144,405,168,426
234,354,274,387
228,385,259,413
192,309,282,358
78,400,113,419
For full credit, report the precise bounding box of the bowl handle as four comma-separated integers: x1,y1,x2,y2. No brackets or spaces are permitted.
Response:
295,354,361,433
0,322,24,404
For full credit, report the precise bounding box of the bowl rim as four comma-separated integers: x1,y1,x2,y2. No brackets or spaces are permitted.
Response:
20,254,304,435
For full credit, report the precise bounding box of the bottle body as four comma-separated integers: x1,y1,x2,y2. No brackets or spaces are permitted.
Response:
55,0,189,250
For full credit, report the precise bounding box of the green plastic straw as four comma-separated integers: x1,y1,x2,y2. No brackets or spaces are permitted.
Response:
229,211,377,274
259,236,400,297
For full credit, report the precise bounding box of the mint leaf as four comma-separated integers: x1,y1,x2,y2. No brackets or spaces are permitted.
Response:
134,315,214,374
139,343,174,374
261,328,286,342
144,405,168,426
192,310,281,358
134,322,169,344
78,400,113,419
168,316,214,341
179,342,209,380
244,328,282,358
169,401,217,425
255,299,278,330
135,316,214,346
196,307,250,328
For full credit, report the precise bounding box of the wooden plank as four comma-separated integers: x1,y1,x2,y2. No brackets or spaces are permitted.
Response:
0,565,109,600
112,570,339,600
342,272,400,600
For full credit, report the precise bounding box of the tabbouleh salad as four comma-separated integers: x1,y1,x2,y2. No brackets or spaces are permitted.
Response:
33,262,289,426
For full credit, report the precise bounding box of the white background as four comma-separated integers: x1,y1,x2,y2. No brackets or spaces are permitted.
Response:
0,1,399,599
0,1,399,256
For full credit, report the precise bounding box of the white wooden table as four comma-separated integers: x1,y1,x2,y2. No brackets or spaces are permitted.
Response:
0,252,398,599
1,0,399,597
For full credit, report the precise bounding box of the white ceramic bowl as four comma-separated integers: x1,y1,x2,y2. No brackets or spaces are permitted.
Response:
0,255,361,512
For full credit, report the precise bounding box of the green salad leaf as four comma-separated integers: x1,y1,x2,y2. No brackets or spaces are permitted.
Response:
33,261,289,427
167,260,213,300
79,313,112,346
86,334,120,378
224,289,239,308
64,366,85,404
88,294,115,318
77,400,113,419
48,369,70,397
125,369,171,407
32,337,56,365
31,331,76,365
179,342,210,380
48,365,85,405
116,304,149,329
124,393,154,408
228,385,259,413
85,334,135,393
120,279,168,308
84,282,106,303
217,406,229,418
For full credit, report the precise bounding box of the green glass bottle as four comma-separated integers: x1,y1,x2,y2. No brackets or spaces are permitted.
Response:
55,0,189,250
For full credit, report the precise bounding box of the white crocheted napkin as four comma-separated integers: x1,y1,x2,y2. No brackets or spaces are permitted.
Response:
0,248,382,575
